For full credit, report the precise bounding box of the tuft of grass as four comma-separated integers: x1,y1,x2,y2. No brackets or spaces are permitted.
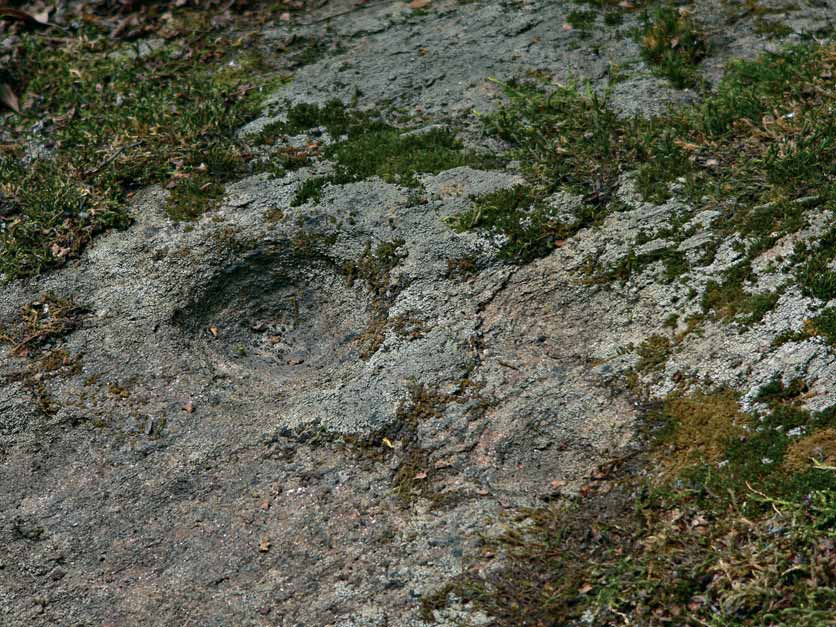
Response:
566,9,598,35
639,5,708,88
0,18,275,280
446,186,593,263
635,334,672,371
0,294,85,358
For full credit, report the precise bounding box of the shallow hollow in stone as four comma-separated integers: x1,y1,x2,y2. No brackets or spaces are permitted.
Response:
173,246,371,382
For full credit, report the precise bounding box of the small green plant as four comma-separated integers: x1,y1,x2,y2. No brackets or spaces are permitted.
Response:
639,5,708,88
566,8,598,35
635,334,672,371
447,186,590,263
806,306,836,345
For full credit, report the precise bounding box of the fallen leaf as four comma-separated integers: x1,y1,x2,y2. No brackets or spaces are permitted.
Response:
182,401,194,413
1,83,19,114
0,7,47,27
260,498,270,511
33,9,51,25
674,139,700,151
579,583,593,594
258,537,271,552
382,437,395,449
549,479,566,490
409,0,430,8
591,466,610,480
50,242,70,258
414,471,428,480
53,107,76,124
208,325,219,337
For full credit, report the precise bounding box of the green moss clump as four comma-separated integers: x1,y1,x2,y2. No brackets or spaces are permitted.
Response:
266,101,495,206
257,100,496,206
635,334,672,371
447,186,591,263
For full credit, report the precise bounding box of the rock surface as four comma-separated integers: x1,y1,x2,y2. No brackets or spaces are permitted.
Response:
3,1,836,625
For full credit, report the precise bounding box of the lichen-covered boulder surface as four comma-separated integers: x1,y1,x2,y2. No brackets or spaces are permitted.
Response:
4,0,836,625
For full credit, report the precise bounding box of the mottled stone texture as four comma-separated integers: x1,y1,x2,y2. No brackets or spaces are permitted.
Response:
3,1,836,625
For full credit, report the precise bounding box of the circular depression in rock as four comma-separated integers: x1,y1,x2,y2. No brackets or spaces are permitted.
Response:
174,248,371,382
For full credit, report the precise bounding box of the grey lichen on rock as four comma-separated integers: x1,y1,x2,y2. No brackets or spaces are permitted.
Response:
4,0,836,626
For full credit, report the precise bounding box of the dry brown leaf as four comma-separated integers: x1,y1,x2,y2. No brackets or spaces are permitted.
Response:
409,0,430,8
208,325,219,337
182,401,195,413
260,498,270,511
0,7,46,27
1,83,19,114
414,471,428,480
33,8,51,25
258,537,271,552
50,242,70,258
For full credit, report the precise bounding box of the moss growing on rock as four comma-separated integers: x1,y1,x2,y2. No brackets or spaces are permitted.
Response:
424,386,836,625
0,18,274,280
258,100,496,206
